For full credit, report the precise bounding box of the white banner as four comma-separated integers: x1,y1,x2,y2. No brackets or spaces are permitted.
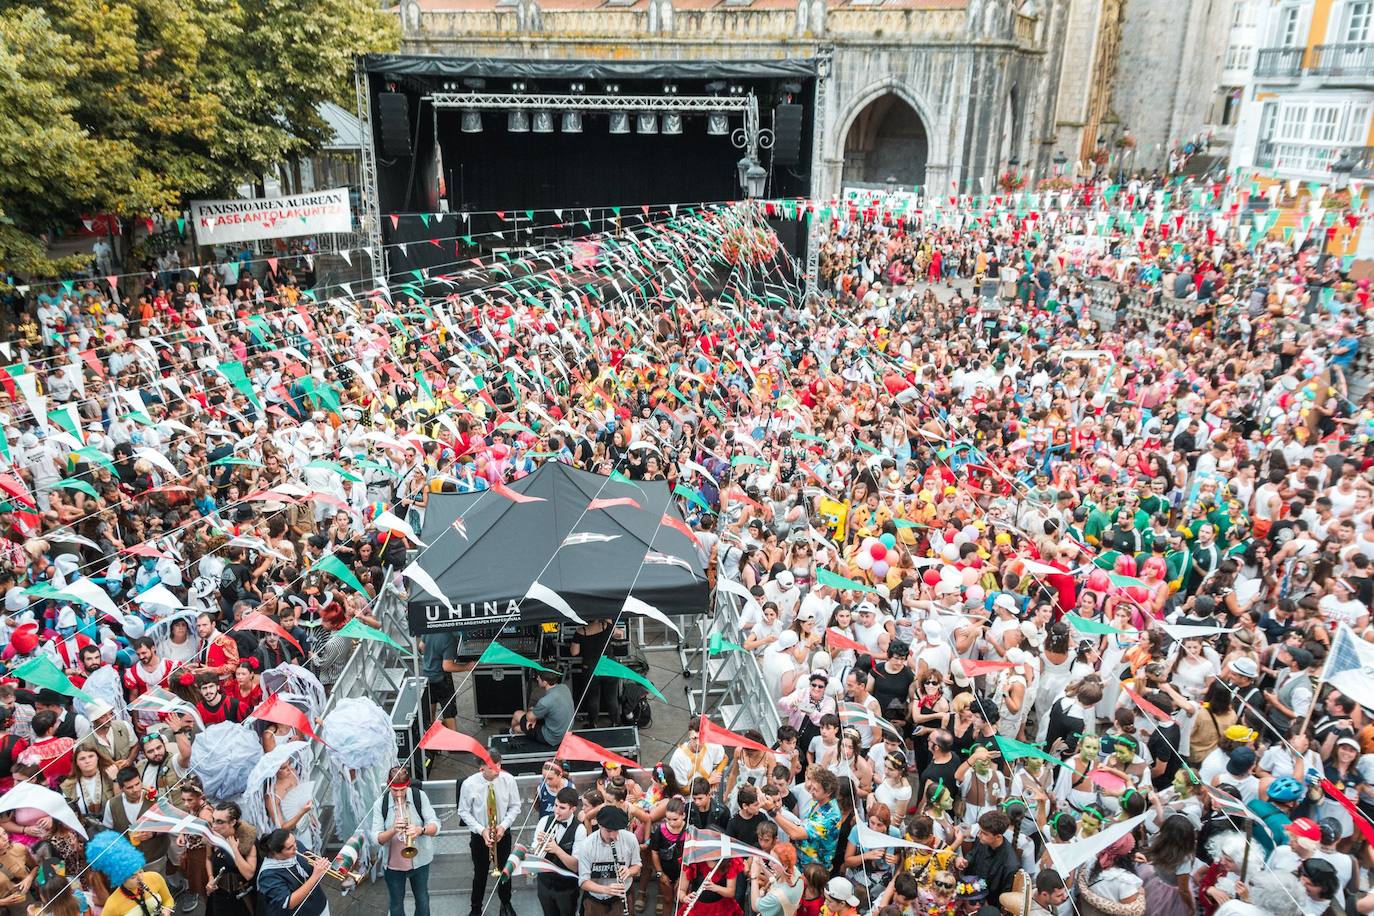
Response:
190,188,352,244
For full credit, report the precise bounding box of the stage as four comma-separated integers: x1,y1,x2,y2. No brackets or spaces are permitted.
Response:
358,54,817,274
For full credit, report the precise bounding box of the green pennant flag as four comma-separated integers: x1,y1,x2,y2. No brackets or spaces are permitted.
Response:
1107,573,1148,590
415,370,434,401
210,456,262,468
815,567,879,595
120,410,155,427
793,432,826,444
1063,613,1126,635
708,633,748,656
994,735,1063,768
312,553,368,595
48,405,83,442
334,617,405,651
593,655,665,701
12,655,93,703
479,641,553,673
892,519,926,530
730,455,768,468
852,439,881,456
0,425,9,463
352,457,401,477
74,447,116,473
609,469,643,490
218,361,262,409
674,484,713,515
54,479,98,499
303,460,362,482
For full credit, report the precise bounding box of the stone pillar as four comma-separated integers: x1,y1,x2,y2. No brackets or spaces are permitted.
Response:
923,162,951,197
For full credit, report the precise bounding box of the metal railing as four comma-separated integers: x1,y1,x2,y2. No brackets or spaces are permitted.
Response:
1255,46,1305,77
1311,42,1374,76
685,586,782,739
304,570,419,846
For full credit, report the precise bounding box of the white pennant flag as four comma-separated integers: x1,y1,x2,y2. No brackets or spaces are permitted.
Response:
525,581,586,625
373,510,427,547
562,532,618,546
451,517,468,540
1047,813,1147,875
681,459,719,487
58,576,121,618
402,561,453,614
621,595,680,637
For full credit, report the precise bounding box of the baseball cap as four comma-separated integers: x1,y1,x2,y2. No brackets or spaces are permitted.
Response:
1224,725,1258,743
825,877,859,908
775,571,796,589
993,594,1017,613
1287,817,1321,842
1226,746,1256,775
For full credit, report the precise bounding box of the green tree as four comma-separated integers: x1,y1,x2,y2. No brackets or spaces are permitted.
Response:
0,0,397,280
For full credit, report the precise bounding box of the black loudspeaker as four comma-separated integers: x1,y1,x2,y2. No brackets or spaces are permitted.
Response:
773,104,804,166
377,92,413,158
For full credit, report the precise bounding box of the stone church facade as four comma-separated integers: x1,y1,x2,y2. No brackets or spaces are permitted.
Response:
395,0,1115,201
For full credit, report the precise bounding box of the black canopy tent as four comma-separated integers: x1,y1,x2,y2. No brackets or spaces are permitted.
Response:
406,462,708,634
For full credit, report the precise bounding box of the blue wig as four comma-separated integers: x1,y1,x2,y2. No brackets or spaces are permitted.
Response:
85,830,146,888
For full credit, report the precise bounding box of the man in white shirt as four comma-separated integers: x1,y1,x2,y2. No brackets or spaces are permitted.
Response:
667,720,726,789
457,752,521,916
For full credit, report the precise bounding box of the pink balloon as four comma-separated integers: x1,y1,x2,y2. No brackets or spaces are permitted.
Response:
1086,569,1111,593
966,584,985,603
871,560,890,578
1125,585,1150,604
961,566,981,586
870,542,887,561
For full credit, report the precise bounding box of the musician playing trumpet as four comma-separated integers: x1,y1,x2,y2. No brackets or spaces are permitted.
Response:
371,766,440,916
257,829,328,916
205,802,257,916
458,752,520,916
533,787,583,916
577,805,641,916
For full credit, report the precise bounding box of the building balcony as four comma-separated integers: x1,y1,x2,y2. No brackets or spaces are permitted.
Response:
1255,139,1276,168
1255,46,1305,78
1253,140,1355,177
1310,43,1374,81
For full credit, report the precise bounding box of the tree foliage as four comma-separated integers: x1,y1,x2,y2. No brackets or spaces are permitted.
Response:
0,0,397,277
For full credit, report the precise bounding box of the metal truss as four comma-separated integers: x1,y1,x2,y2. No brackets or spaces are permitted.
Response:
426,92,757,115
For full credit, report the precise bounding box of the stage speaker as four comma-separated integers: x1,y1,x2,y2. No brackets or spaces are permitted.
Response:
773,104,804,166
377,92,413,158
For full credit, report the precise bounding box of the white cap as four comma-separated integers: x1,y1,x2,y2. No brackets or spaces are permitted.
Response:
4,587,28,613
776,630,799,650
1019,621,1044,648
922,619,945,641
994,594,1017,613
825,877,859,908
775,570,795,589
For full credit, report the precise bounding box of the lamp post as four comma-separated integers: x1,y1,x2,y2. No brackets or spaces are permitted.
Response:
1053,152,1068,177
884,175,898,197
730,92,773,201
1317,148,1357,279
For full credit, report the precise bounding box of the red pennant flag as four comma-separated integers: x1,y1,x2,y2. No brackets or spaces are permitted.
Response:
1322,778,1374,846
1123,685,1170,723
251,694,330,747
960,659,1015,677
491,481,545,504
825,628,867,654
699,716,770,753
557,732,640,770
0,474,34,508
660,514,701,547
232,612,303,654
267,257,278,275
419,721,494,767
588,496,641,511
80,349,105,379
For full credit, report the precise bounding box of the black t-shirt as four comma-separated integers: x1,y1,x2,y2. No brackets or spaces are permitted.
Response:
1148,721,1182,789
574,626,615,671
649,825,686,882
919,755,961,805
871,665,915,713
726,811,765,848
687,801,730,832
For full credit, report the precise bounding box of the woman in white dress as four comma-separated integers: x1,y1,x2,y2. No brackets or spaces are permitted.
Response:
872,751,912,817
266,759,320,853
1077,832,1146,916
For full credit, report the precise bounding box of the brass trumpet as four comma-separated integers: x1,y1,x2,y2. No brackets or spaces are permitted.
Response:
486,824,501,877
396,802,418,860
303,851,365,885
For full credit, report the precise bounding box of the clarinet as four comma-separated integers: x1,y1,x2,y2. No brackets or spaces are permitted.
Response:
607,835,630,914
680,860,724,916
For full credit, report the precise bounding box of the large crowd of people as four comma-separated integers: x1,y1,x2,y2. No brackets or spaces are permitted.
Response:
0,175,1371,916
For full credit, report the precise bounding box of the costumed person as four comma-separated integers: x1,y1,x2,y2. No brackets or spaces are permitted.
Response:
206,801,257,916
370,765,440,916
257,828,329,916
322,696,395,860
1075,832,1145,916
86,830,175,916
577,804,641,916
532,786,583,916
458,751,520,916
241,742,320,856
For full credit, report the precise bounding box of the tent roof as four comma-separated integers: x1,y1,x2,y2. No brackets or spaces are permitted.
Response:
406,462,707,632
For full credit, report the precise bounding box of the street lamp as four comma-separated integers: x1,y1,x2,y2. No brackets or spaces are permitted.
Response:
745,161,768,199
1053,152,1068,176
884,175,898,196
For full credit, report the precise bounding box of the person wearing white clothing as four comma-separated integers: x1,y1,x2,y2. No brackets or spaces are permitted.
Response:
457,753,521,916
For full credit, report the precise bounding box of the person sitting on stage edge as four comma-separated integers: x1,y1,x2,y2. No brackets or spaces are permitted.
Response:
510,668,575,750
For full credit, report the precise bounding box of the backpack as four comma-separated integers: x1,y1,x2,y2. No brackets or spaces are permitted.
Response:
382,784,421,820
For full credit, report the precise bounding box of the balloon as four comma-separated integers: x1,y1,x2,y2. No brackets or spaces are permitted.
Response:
966,585,985,603
1086,569,1111,593
872,560,890,578
951,532,969,547
941,544,960,562
961,566,981,586
940,565,963,587
870,542,887,561
1114,554,1138,577
880,533,897,550
961,525,979,542
1125,585,1150,604
923,569,942,587
855,553,874,571
861,537,879,553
